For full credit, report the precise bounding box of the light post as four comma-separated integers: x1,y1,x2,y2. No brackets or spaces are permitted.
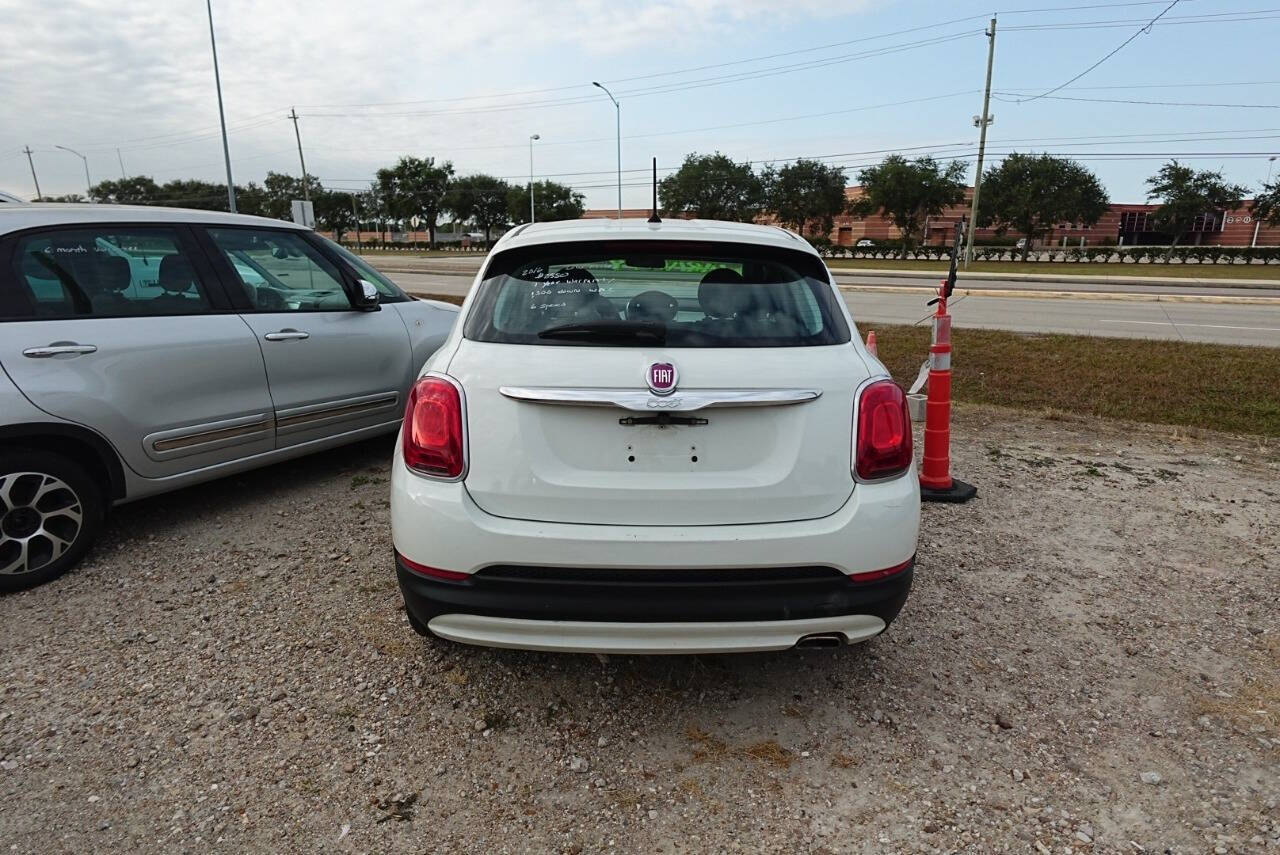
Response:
54,145,92,200
528,134,540,223
206,0,236,212
591,81,621,219
1252,156,1276,248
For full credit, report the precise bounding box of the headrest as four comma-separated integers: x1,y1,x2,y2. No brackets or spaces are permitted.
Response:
158,254,195,293
698,268,745,319
93,255,131,294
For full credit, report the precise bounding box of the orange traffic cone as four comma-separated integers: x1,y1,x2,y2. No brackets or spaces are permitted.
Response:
865,330,878,357
919,281,976,504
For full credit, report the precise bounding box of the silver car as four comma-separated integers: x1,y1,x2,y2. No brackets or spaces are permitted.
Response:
0,204,458,590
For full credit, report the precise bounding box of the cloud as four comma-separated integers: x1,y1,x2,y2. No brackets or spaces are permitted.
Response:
0,0,879,198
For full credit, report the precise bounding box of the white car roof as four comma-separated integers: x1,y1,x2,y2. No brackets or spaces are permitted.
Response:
493,218,816,255
0,203,309,235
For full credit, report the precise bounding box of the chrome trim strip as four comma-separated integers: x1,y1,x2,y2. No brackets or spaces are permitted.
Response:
498,387,821,413
275,393,399,432
146,413,273,458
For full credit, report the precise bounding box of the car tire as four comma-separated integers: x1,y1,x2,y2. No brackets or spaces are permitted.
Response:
0,449,104,593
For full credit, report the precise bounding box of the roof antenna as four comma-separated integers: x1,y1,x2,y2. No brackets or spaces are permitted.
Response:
647,157,661,224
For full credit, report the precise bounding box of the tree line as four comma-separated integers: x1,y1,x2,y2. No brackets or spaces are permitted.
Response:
36,149,1280,254
659,151,1280,256
47,159,586,247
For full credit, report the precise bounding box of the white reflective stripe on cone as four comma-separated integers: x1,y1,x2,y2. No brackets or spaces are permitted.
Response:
930,352,951,371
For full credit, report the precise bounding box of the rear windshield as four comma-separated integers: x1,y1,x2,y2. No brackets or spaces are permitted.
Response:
462,240,849,347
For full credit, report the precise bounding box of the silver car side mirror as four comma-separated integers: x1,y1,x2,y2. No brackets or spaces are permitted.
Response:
354,279,380,311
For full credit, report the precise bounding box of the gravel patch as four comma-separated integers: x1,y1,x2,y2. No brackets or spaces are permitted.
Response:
1,406,1277,853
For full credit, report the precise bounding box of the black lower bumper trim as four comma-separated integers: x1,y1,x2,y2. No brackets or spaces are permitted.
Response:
397,558,913,627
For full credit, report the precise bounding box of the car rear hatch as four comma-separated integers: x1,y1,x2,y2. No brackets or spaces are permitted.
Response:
449,238,870,527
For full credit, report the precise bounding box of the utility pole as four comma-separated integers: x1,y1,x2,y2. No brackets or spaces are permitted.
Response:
288,107,310,203
1252,155,1276,248
351,194,361,252
23,146,42,200
116,148,126,180
964,17,997,268
206,0,236,212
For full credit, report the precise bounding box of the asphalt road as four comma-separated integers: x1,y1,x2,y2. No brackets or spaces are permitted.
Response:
390,270,1280,347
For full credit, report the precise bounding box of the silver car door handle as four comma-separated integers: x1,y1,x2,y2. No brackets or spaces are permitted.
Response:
22,344,98,358
263,330,310,341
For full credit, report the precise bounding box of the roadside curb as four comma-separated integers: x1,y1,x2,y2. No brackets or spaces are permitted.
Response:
837,284,1279,305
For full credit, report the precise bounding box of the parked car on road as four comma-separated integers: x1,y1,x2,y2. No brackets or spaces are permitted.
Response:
391,218,920,654
855,238,874,248
0,204,458,590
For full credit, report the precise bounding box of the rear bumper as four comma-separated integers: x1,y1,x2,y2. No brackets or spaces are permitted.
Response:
397,557,913,653
424,614,889,655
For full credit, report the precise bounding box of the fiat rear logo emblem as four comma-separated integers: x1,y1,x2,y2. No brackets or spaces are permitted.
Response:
647,362,678,396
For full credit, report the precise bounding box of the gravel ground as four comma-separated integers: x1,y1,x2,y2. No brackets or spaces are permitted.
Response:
1,406,1277,854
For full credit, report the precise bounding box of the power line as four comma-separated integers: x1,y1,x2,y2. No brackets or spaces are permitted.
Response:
301,31,981,120
1001,0,1196,12
1015,0,1182,103
293,15,991,113
994,92,1280,108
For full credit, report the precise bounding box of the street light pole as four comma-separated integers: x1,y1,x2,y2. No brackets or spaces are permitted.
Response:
206,0,237,212
592,81,621,219
528,134,540,223
1253,155,1277,248
54,145,92,200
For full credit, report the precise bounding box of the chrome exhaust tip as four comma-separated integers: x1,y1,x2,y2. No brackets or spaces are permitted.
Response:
794,632,845,649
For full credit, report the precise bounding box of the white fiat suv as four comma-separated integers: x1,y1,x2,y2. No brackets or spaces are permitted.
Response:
390,218,919,654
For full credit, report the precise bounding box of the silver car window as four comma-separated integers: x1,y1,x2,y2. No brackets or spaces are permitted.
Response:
8,228,212,318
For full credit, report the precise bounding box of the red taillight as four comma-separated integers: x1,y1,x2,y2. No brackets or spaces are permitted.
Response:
396,551,469,581
855,379,912,480
402,375,465,479
848,557,914,584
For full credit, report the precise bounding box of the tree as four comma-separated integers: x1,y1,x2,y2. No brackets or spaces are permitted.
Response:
375,156,454,247
507,180,586,224
658,152,763,221
976,153,1109,260
255,171,324,220
447,174,512,243
36,193,85,203
764,158,849,237
851,155,967,256
154,179,230,210
1250,178,1280,227
1146,160,1248,252
89,175,161,204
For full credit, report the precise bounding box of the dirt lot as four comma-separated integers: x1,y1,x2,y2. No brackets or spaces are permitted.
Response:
1,407,1277,854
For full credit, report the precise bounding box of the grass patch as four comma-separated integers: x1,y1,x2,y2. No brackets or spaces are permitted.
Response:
416,293,1278,436
870,324,1280,437
827,258,1280,280
743,739,794,768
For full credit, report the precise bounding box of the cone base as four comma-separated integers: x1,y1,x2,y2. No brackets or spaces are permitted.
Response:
921,478,977,504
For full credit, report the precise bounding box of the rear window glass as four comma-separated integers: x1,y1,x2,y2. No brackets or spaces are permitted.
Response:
463,241,849,347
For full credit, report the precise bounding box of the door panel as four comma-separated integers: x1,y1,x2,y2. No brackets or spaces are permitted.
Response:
0,226,275,479
237,310,411,446
201,226,414,448
1,316,274,478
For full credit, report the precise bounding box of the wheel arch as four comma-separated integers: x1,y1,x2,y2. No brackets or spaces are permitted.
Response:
0,423,127,501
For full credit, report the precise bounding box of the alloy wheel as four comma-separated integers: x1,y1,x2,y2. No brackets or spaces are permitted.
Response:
0,472,84,576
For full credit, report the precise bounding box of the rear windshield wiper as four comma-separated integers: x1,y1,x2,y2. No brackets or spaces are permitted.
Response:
538,320,666,343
